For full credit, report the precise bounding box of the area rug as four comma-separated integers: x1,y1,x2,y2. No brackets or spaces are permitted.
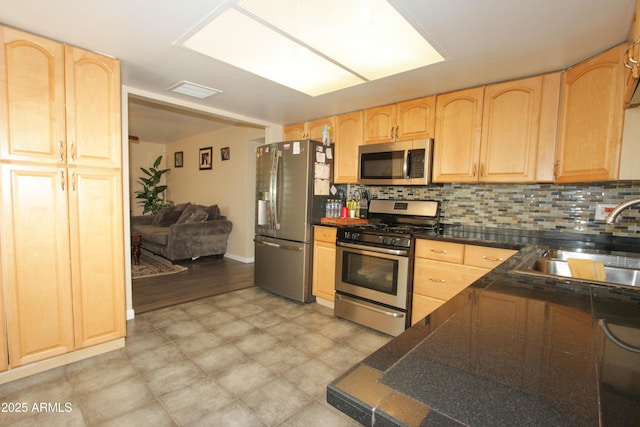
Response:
132,250,187,279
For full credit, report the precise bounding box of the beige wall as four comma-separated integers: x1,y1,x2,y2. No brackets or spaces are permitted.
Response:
164,126,264,261
620,107,640,180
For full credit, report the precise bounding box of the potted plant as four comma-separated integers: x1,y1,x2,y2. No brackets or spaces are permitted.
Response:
135,155,174,214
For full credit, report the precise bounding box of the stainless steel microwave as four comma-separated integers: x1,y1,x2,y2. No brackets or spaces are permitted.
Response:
358,138,433,185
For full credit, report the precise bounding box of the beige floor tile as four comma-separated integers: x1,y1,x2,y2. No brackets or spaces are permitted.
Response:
190,400,266,427
159,377,234,426
141,358,206,396
191,343,248,374
241,377,312,426
93,402,176,427
78,377,155,425
214,360,276,397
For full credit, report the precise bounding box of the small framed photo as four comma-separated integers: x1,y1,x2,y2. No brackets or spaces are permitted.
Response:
199,147,212,170
174,151,183,168
221,147,230,161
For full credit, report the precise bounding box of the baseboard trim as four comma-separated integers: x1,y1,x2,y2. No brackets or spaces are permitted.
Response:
224,253,254,263
0,338,125,385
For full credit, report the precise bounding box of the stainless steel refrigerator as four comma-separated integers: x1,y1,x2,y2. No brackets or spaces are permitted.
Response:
254,140,332,303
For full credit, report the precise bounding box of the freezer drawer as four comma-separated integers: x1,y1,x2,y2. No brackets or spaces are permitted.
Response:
254,236,313,303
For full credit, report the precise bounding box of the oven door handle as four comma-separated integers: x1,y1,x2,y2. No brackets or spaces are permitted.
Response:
337,241,409,257
336,294,405,318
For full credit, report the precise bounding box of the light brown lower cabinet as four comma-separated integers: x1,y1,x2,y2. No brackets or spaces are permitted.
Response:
0,163,125,379
312,226,337,302
411,239,517,325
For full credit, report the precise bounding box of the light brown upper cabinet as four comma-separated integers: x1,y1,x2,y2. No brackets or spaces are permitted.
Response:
363,96,435,144
432,87,484,182
283,123,307,141
624,0,640,107
283,116,336,142
555,44,626,183
334,111,363,183
433,75,560,183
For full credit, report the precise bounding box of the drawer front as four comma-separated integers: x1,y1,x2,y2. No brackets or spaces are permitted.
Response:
464,245,517,269
411,293,445,325
314,226,337,243
415,239,464,263
413,259,486,300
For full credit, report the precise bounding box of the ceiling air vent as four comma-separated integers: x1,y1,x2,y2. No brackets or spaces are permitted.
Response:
168,81,222,99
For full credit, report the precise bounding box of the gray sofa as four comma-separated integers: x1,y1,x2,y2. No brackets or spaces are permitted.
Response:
131,203,232,261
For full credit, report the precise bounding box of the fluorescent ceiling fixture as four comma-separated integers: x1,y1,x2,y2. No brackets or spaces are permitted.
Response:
182,0,444,96
168,81,222,99
183,8,363,96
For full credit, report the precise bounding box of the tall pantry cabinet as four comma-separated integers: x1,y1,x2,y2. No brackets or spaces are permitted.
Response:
0,26,125,372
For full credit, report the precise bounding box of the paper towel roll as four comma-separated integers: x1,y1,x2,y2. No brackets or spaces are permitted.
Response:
258,200,268,225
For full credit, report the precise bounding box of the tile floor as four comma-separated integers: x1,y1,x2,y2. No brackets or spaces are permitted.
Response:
0,287,392,426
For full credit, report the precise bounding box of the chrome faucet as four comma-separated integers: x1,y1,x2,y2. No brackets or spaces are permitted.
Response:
604,197,640,223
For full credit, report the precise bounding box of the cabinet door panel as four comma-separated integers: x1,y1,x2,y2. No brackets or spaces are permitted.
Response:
334,111,363,183
411,293,445,325
1,164,74,366
69,168,125,348
308,117,335,141
433,88,484,182
413,259,485,301
464,245,516,269
283,123,306,140
364,104,396,144
480,77,541,182
415,239,464,264
312,240,336,301
396,97,435,140
0,27,66,164
65,46,121,168
556,44,625,182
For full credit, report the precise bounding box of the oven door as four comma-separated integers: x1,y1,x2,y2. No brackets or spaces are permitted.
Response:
335,241,409,309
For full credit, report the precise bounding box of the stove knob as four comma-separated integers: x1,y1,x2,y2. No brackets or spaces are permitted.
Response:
381,237,388,245
344,231,351,239
390,238,397,245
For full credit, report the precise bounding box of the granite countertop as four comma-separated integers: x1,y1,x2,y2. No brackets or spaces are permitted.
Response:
327,226,640,426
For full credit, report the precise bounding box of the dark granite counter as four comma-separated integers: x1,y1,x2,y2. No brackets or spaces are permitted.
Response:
327,227,640,426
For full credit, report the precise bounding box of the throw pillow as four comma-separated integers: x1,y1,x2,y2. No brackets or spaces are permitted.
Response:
153,206,175,226
176,204,197,224
183,208,209,223
159,209,182,226
204,204,220,220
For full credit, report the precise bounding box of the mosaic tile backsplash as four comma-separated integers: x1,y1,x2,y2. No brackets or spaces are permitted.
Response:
347,181,640,238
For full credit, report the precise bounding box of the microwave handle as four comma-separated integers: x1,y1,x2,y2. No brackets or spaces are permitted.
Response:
404,150,411,179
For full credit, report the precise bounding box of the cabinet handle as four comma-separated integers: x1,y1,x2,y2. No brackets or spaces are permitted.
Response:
430,249,447,253
60,170,65,191
59,141,65,162
553,160,560,180
472,164,477,178
480,164,485,178
395,126,399,139
70,142,75,161
71,172,76,191
428,277,446,283
482,256,503,262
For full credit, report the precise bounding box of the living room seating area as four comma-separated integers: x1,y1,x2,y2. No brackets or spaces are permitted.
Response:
130,202,232,261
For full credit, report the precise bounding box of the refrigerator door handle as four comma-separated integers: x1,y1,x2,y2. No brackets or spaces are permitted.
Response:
270,150,282,230
255,238,303,252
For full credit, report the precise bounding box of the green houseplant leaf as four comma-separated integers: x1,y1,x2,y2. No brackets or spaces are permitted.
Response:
135,155,174,214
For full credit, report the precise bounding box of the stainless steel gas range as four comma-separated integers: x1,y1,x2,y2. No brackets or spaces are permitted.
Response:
334,199,440,336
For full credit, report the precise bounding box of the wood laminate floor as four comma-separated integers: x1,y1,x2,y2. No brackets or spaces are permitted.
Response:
132,256,254,314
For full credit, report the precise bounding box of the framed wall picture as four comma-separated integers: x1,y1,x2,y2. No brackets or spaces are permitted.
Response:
199,147,212,170
221,147,230,161
174,151,183,168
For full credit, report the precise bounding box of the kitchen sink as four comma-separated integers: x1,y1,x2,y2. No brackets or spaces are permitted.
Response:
514,249,640,288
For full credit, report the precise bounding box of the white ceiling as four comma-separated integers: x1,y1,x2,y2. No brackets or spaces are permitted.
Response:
1,0,636,143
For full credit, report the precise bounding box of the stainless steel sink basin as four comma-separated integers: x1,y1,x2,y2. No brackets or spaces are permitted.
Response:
514,249,640,288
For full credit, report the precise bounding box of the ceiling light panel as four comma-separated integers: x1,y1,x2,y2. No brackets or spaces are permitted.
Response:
183,8,364,96
236,0,445,80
